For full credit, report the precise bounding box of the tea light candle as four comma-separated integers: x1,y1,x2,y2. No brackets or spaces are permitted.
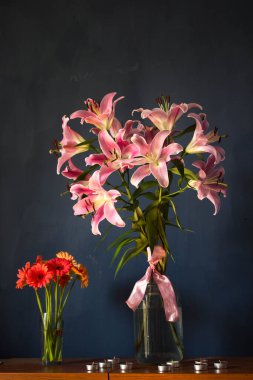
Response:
99,361,109,369
194,363,207,371
120,363,128,371
214,360,228,369
158,364,168,372
86,362,98,371
120,362,133,371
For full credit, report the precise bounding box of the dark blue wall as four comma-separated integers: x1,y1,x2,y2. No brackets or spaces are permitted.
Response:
1,0,252,359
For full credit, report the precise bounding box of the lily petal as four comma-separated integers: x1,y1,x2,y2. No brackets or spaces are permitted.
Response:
73,196,95,216
99,165,117,185
88,170,102,192
161,143,183,161
150,160,169,188
70,110,93,123
85,153,107,166
99,92,117,114
91,205,105,235
206,191,221,216
61,160,83,180
104,201,125,228
131,165,151,188
131,134,149,156
150,130,171,158
98,130,121,159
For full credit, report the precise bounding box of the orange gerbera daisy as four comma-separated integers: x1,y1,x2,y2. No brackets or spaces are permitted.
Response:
16,262,30,289
56,251,74,261
71,263,89,288
26,263,53,289
47,258,72,279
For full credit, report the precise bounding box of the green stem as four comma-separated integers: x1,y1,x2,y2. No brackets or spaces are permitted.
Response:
60,278,77,314
118,170,133,204
54,279,59,325
162,184,189,199
34,290,43,320
169,322,184,360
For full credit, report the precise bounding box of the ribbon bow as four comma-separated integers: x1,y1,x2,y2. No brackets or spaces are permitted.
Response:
126,246,179,322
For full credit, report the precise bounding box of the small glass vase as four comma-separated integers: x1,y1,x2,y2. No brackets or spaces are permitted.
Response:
41,313,64,366
134,280,183,364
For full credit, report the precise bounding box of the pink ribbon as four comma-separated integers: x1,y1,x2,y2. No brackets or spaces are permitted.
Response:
126,246,179,322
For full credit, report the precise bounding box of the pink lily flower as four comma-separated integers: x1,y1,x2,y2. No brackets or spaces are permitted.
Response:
188,155,227,215
70,92,124,132
57,116,89,174
69,176,92,201
120,120,158,144
185,113,225,164
61,159,83,180
73,171,125,235
85,130,140,184
130,130,183,188
133,102,202,133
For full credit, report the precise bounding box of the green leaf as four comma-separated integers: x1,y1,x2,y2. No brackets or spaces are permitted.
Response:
141,192,158,200
169,199,183,230
173,124,196,139
108,229,135,250
157,214,169,253
145,207,159,251
111,238,136,264
132,181,157,200
169,167,197,180
171,159,184,179
114,240,147,277
164,220,194,233
143,199,160,214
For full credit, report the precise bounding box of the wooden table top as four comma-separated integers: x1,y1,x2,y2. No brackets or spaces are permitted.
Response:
0,357,253,379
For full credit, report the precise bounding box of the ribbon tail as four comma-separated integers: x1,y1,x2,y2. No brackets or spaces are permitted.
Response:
126,267,152,311
153,271,179,322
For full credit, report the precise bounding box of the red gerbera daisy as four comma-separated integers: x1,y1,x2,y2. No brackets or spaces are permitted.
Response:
16,262,31,289
26,262,53,289
59,274,71,288
47,258,72,279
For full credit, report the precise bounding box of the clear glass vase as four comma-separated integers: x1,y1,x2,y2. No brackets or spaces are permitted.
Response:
41,313,64,366
134,280,183,364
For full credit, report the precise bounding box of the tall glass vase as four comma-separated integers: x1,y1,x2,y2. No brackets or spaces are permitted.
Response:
134,280,183,364
41,313,64,366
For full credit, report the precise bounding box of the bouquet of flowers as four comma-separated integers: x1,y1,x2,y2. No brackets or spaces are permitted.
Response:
51,92,227,276
16,251,88,365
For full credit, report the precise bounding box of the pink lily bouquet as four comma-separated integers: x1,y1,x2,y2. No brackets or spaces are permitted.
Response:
51,92,227,362
52,92,227,277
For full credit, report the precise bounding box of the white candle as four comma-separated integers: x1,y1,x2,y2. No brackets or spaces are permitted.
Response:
86,362,98,371
158,364,168,372
99,361,109,369
194,363,207,371
214,360,228,369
